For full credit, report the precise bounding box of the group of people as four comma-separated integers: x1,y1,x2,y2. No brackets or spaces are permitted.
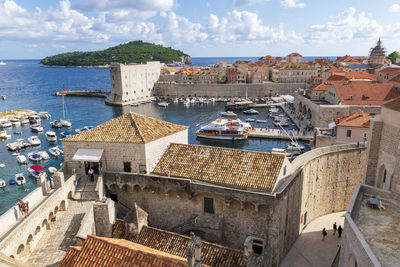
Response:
18,199,29,218
322,222,343,240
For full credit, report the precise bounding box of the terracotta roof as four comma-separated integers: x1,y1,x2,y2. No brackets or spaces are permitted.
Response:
334,112,381,128
378,67,400,76
59,246,81,266
336,56,367,63
382,96,400,112
311,82,335,91
152,143,285,191
333,82,400,105
113,221,244,267
344,72,377,81
389,75,400,83
60,235,188,267
326,67,345,73
62,113,188,144
327,75,346,81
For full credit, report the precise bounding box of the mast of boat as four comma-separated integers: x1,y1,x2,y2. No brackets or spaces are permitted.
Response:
277,123,297,145
245,85,248,100
62,83,66,120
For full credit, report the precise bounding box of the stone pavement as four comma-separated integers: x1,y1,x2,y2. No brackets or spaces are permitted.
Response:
24,199,94,267
280,211,345,267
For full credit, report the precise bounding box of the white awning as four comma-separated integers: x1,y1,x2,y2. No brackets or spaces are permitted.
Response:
72,149,104,162
328,122,336,129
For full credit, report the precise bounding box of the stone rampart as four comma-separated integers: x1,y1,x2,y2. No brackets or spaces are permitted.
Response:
154,82,307,98
0,167,77,260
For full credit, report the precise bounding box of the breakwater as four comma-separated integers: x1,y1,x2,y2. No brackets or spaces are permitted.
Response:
52,90,109,98
154,82,307,98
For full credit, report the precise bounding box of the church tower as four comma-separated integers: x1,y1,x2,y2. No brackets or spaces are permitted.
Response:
369,38,386,66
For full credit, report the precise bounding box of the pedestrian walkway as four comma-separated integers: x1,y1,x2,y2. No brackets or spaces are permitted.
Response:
24,199,94,267
249,128,313,141
280,211,345,267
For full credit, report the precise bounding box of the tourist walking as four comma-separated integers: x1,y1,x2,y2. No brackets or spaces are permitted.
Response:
333,222,337,235
24,201,29,217
322,228,327,241
338,225,343,238
18,199,25,217
88,168,94,182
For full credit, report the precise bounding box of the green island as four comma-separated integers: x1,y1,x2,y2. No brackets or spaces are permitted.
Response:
40,40,191,67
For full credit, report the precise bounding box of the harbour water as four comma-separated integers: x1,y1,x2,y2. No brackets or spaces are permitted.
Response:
0,58,308,215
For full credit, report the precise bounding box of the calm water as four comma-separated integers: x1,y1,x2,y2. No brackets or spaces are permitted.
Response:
0,58,308,215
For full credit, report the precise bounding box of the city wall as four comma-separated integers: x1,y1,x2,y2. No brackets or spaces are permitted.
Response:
154,82,307,98
103,143,366,267
0,166,77,260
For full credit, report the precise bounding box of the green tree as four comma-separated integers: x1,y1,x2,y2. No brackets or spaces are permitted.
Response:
388,51,400,64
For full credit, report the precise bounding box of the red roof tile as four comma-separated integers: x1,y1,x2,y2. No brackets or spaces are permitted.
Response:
333,82,400,105
378,67,400,76
61,235,188,267
311,82,335,91
327,75,346,81
334,112,381,127
389,75,400,83
344,72,377,81
326,67,345,73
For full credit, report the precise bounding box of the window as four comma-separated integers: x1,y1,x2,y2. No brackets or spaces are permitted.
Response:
363,132,367,138
123,162,131,172
252,239,264,255
204,197,214,214
346,130,352,137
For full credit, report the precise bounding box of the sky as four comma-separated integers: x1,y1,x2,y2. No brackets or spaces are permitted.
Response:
0,0,400,59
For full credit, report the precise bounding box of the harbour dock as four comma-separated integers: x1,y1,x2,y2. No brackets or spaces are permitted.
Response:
52,90,109,98
249,128,313,141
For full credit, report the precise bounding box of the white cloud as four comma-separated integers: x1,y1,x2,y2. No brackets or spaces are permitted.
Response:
281,0,304,8
306,7,383,44
71,0,175,13
390,3,400,13
230,0,268,7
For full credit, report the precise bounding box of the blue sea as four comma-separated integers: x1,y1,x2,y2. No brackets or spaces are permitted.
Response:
0,57,315,215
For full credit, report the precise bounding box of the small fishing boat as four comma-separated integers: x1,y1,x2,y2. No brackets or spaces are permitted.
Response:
243,109,259,115
28,165,45,179
9,179,16,185
50,120,63,128
61,119,72,127
28,152,42,162
10,118,21,126
13,131,22,135
28,115,41,124
0,130,11,139
256,120,267,123
37,112,51,119
0,163,5,168
0,179,6,189
49,147,61,157
130,103,140,106
273,121,289,127
39,151,50,160
30,124,43,132
0,119,12,128
1,95,6,100
60,131,72,138
16,155,27,164
7,141,30,151
287,142,305,151
245,118,255,122
0,61,7,66
221,111,237,117
45,131,57,142
28,136,41,146
75,127,88,133
158,102,169,107
15,173,26,185
48,167,57,173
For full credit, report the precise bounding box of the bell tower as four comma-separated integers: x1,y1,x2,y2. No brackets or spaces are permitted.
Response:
369,38,386,66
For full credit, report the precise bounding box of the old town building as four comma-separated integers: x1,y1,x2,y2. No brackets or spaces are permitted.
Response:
271,63,318,83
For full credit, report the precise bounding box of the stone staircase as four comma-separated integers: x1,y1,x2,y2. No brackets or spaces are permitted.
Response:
73,176,100,201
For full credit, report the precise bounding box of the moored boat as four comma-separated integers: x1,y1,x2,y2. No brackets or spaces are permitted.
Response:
30,124,43,132
39,151,50,160
48,167,57,173
196,118,249,141
245,118,255,122
50,120,63,128
45,131,57,142
28,136,41,146
0,179,6,189
60,131,72,138
49,147,61,157
15,173,26,185
221,111,237,117
37,112,51,119
28,165,45,179
28,115,41,124
28,152,42,162
0,119,12,128
243,108,259,114
0,130,11,139
16,155,27,164
158,102,169,107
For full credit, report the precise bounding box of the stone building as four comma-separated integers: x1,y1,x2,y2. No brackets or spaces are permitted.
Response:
271,63,317,83
286,52,302,63
365,96,400,193
105,62,161,106
61,112,188,176
368,38,386,67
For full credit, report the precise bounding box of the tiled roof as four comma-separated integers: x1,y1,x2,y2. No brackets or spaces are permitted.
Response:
378,67,400,76
334,112,381,128
389,75,400,83
327,75,346,81
60,235,187,267
344,72,377,80
326,67,345,73
382,96,400,112
59,246,81,266
336,56,367,63
113,221,244,267
152,143,285,191
62,113,188,144
311,82,335,91
333,82,400,105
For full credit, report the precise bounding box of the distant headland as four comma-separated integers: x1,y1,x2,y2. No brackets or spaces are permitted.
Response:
40,40,192,67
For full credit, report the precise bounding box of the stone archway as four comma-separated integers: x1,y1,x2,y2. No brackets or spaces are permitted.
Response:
54,206,59,215
17,244,25,255
49,212,55,222
67,191,73,199
34,226,40,235
42,219,50,230
60,200,66,211
26,234,33,251
307,109,312,120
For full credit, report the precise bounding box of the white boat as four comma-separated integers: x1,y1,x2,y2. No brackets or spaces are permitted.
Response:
256,120,267,123
28,136,41,146
28,165,45,179
28,152,42,162
15,173,26,185
196,118,249,141
0,179,6,189
50,120,63,128
61,119,72,127
0,61,7,66
273,121,289,127
183,101,190,106
28,115,41,124
48,167,57,173
49,147,61,157
10,118,21,126
30,124,43,132
37,112,51,119
0,119,12,128
287,142,305,151
16,155,27,164
0,130,11,139
1,95,6,100
39,151,50,160
221,111,237,117
243,109,259,115
272,147,300,157
60,84,72,127
173,98,179,103
130,103,140,106
20,118,30,125
45,131,57,142
158,102,169,107
245,118,255,122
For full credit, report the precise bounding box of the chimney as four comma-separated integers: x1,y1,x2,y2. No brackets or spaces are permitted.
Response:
187,232,202,267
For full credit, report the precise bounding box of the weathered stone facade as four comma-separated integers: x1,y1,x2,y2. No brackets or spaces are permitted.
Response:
154,82,307,98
